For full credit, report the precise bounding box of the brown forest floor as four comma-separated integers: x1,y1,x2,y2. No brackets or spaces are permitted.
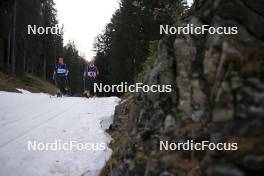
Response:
0,71,56,95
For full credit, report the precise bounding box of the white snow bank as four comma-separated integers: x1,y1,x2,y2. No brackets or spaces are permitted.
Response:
0,91,120,176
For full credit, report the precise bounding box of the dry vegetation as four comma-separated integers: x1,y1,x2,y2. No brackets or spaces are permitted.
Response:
0,71,56,94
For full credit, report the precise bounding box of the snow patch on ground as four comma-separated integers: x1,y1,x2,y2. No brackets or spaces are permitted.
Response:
16,88,33,94
0,91,120,176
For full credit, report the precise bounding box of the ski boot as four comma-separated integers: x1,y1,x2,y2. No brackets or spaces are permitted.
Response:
83,90,90,98
56,89,62,97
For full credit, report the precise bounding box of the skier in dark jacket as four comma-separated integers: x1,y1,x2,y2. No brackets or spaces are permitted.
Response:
83,60,99,98
53,57,69,97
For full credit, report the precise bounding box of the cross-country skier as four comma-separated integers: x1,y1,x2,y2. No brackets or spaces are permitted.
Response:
83,59,99,98
53,57,69,97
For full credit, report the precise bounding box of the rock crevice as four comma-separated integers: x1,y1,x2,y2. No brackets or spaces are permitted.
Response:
104,0,264,175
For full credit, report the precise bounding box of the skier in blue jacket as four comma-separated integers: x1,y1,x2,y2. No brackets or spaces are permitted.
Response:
53,57,69,97
83,60,99,98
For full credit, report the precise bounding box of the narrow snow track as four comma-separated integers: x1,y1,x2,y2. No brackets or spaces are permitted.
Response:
0,101,81,148
0,91,119,176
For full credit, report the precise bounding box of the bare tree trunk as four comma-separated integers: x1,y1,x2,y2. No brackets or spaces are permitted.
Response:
43,55,47,80
11,0,17,76
23,38,27,72
54,35,57,64
7,30,11,70
26,55,30,73
31,63,34,74
23,49,27,72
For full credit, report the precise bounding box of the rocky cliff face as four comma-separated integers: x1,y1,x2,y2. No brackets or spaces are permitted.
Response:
104,0,264,175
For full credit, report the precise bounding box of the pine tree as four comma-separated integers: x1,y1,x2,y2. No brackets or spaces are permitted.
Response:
94,0,187,95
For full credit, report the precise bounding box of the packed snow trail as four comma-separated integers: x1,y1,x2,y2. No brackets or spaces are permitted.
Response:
0,90,119,176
